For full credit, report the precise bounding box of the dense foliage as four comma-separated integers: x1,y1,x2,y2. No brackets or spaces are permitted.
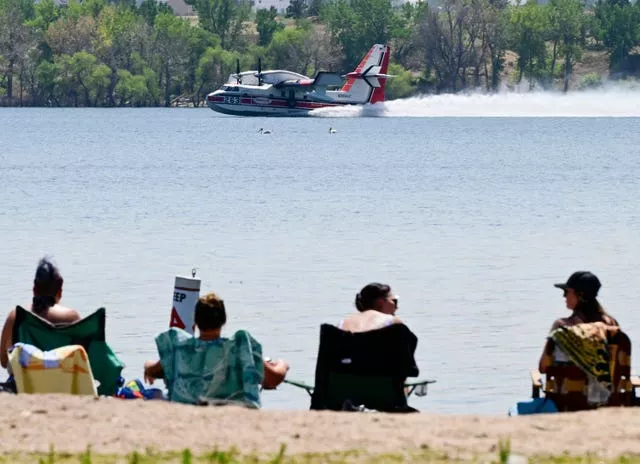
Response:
0,0,639,106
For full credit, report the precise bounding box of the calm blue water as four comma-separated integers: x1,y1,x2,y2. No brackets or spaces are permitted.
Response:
1,106,639,414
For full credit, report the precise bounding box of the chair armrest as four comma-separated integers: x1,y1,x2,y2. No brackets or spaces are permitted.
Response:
284,379,314,396
406,379,436,398
530,369,543,398
284,378,437,398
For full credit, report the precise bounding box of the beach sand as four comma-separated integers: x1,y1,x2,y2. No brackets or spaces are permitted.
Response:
0,394,636,459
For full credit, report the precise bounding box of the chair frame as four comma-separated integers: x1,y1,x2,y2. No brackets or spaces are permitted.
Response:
531,329,639,411
285,378,435,398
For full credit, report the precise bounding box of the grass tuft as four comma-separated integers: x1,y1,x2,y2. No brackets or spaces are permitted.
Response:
128,450,140,464
498,438,512,464
38,444,55,464
269,444,287,464
80,446,92,464
204,447,237,463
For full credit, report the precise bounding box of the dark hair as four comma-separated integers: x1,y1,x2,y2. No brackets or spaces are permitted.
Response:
32,257,64,314
194,292,227,331
575,294,607,323
355,283,391,312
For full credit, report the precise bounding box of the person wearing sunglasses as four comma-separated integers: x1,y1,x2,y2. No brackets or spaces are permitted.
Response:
338,283,402,333
538,271,619,374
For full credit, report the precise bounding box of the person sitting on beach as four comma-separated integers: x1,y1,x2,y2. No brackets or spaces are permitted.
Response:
143,292,289,406
1,257,81,369
538,271,621,408
338,283,402,333
539,271,619,373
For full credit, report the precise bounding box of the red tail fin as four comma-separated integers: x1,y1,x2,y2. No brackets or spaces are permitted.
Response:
339,45,390,104
369,45,390,104
340,46,375,93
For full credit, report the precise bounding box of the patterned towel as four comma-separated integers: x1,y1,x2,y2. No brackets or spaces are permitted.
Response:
550,323,617,405
8,343,98,396
155,328,264,407
117,379,165,400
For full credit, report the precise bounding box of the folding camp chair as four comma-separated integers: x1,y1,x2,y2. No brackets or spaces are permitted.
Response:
12,306,124,396
286,323,435,412
530,328,640,411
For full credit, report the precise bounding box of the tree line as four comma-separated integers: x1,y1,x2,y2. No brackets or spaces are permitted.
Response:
0,0,639,107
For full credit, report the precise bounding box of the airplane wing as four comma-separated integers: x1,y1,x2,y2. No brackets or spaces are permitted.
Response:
273,72,344,89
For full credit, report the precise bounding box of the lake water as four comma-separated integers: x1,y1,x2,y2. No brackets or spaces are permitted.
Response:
1,92,640,414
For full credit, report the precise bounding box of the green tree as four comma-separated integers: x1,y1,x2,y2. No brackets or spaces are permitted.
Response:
0,0,33,100
256,7,283,46
594,0,640,71
508,0,549,89
185,0,250,49
385,63,415,99
286,0,307,19
115,69,149,106
87,61,111,104
321,0,397,69
391,1,428,69
137,0,173,26
195,45,236,103
34,59,61,105
27,0,59,34
128,50,160,104
482,1,509,91
307,0,323,16
546,0,584,91
94,4,150,105
183,25,219,105
152,12,191,106
55,51,109,106
268,26,310,71
416,0,488,92
45,15,98,56
82,0,106,19
26,0,59,62
267,20,341,74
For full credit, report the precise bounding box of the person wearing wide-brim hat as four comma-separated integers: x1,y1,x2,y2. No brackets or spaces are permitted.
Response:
538,271,619,373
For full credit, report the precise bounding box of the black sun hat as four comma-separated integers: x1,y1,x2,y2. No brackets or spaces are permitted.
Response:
554,271,601,299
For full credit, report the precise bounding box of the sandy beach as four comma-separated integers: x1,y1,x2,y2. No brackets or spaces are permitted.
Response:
0,394,636,459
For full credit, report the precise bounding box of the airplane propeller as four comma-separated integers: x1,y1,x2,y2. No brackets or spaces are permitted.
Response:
257,58,263,86
235,59,240,84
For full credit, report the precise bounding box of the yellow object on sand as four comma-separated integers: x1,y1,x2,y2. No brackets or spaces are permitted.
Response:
8,343,98,396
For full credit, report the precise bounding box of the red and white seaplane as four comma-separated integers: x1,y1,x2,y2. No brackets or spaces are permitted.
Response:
206,44,391,117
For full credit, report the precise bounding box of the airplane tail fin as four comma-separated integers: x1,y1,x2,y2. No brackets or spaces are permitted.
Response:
340,44,391,104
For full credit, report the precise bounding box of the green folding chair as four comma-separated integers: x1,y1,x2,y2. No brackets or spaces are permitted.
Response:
12,306,124,396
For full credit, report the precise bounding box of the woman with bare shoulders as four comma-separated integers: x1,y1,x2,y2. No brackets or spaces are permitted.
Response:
339,283,402,333
539,271,618,374
0,257,81,369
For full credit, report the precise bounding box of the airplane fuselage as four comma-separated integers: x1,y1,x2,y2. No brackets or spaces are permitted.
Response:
206,83,357,117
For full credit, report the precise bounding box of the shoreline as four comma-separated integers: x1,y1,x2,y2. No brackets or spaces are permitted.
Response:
1,395,639,460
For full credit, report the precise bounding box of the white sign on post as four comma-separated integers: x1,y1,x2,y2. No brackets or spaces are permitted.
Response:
169,273,200,335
